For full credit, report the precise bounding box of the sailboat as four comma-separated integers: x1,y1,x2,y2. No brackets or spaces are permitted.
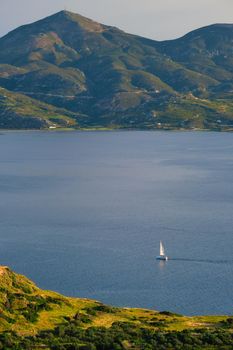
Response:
156,241,168,261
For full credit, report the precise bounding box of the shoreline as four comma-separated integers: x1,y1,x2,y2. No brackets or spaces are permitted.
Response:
1,127,233,133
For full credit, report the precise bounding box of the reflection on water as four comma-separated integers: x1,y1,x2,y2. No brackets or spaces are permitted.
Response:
158,260,167,269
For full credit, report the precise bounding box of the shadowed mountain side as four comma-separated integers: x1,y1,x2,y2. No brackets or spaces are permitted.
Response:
155,24,233,97
0,11,233,130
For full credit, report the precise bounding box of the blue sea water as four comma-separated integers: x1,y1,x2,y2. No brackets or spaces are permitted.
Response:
0,130,233,315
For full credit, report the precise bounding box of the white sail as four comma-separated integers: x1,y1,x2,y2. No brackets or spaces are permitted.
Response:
160,241,165,256
156,241,168,261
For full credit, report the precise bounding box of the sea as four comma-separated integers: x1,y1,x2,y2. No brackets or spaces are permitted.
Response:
0,130,233,315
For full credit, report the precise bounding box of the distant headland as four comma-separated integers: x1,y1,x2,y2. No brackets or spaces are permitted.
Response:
0,266,232,348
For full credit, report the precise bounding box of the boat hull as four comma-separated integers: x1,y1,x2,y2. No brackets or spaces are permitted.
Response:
156,255,168,261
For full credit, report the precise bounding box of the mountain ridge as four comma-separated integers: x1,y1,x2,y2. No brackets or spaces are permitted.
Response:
0,11,233,130
2,11,233,42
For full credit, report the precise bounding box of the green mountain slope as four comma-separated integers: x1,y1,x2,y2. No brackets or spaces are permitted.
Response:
0,266,232,349
156,24,233,98
0,11,233,130
0,87,82,129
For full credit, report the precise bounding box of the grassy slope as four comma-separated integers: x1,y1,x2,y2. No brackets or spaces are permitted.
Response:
0,266,230,337
0,87,82,129
1,87,233,131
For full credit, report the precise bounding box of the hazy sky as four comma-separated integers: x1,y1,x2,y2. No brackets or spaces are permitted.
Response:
1,0,233,40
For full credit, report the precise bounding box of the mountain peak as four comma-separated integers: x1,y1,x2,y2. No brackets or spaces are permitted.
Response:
48,9,106,33
210,23,233,29
179,22,233,41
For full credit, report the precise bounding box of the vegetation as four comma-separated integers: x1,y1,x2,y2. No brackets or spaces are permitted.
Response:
0,87,80,129
1,322,233,349
0,11,233,130
0,266,232,349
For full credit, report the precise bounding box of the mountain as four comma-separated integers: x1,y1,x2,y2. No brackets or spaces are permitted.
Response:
0,11,233,130
156,24,233,96
0,266,232,349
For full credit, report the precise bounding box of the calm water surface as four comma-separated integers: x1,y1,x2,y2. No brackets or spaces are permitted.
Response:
0,131,233,315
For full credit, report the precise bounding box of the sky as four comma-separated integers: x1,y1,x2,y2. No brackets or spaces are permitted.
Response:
1,0,233,40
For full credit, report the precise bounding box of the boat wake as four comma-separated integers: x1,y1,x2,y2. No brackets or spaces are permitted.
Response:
170,258,233,265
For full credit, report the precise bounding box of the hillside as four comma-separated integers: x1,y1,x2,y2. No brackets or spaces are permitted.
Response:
0,11,233,130
0,266,232,349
